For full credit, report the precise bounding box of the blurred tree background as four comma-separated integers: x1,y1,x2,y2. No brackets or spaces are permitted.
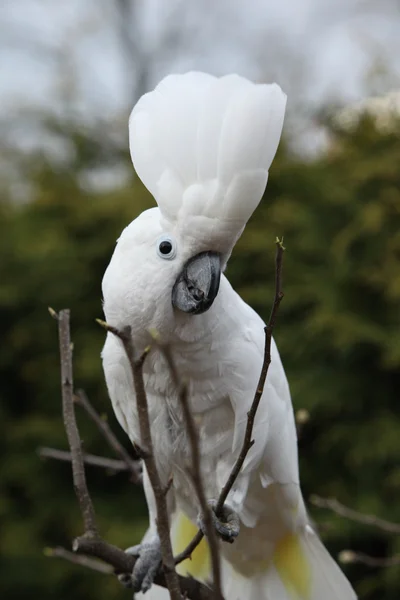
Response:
1,109,400,600
1,1,400,600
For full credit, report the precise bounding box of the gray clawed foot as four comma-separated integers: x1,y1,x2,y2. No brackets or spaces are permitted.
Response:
118,537,162,594
198,499,240,544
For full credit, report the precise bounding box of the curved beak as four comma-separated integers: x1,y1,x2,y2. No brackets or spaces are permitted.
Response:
172,251,221,314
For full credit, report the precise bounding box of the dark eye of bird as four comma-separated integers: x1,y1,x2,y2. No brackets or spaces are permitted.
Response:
159,240,173,255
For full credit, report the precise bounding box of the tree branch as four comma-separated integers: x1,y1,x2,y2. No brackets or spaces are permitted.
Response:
175,238,285,564
45,546,114,575
310,495,400,535
216,238,285,512
74,388,142,483
73,536,213,599
49,307,216,600
159,345,223,599
97,322,182,600
339,550,400,568
38,446,130,474
53,308,98,537
48,239,285,599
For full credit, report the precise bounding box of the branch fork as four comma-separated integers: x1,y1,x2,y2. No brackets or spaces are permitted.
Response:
47,237,286,599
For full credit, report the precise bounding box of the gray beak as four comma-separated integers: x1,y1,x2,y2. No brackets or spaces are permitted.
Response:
172,251,221,314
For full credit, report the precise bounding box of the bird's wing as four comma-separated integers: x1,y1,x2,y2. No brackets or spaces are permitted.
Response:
226,296,299,501
101,332,138,442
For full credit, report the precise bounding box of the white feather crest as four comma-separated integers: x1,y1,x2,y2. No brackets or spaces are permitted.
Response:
129,72,286,235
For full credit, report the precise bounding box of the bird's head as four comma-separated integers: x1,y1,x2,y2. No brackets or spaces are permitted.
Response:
102,206,224,342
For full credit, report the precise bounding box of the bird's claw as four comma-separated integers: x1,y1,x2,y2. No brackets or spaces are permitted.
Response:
117,572,134,589
198,499,240,544
118,537,162,594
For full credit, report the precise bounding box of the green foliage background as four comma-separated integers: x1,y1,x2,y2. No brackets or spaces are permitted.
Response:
0,115,399,599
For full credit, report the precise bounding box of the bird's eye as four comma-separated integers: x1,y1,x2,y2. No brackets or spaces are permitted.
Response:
156,235,177,260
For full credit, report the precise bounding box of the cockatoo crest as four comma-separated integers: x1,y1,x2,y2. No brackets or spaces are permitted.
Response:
129,72,286,255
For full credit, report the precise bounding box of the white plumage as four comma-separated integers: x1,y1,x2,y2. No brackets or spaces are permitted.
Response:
129,72,286,255
101,72,357,600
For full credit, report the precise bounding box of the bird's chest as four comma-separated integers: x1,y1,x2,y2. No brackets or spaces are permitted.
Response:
147,375,235,520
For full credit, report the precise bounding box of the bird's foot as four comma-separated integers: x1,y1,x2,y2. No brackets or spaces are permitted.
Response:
117,537,162,594
198,499,240,544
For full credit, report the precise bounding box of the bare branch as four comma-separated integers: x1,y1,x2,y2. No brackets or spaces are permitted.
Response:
38,446,129,474
216,239,284,512
99,322,182,600
56,309,98,536
50,309,215,600
45,546,114,574
339,550,400,568
160,346,223,599
75,389,142,483
174,529,203,566
73,536,213,599
175,238,285,564
310,495,400,535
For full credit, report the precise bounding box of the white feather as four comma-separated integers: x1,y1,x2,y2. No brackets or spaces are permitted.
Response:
220,526,357,600
129,72,286,247
102,72,357,600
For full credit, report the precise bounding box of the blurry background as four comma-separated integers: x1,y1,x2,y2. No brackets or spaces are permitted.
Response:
1,1,400,599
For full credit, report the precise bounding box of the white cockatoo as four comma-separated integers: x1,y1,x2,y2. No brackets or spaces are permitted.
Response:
101,72,357,600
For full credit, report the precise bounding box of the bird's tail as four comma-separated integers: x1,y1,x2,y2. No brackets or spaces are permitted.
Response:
137,511,357,599
220,525,357,600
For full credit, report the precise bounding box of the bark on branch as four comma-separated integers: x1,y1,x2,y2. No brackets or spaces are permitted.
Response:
54,308,98,537
50,307,214,600
75,389,142,483
339,550,400,568
310,495,400,535
48,239,285,599
45,546,114,575
38,446,131,474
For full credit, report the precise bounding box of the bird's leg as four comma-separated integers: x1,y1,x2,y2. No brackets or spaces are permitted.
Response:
117,464,173,593
198,499,240,544
117,535,162,594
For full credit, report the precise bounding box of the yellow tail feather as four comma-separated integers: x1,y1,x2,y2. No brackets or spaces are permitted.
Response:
172,512,211,582
273,533,312,599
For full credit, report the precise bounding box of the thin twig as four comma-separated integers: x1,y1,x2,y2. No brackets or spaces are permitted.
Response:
160,346,223,600
75,389,142,483
339,550,400,568
216,238,284,512
310,495,400,535
98,322,182,600
175,238,285,564
55,309,98,536
45,546,114,574
38,447,129,474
